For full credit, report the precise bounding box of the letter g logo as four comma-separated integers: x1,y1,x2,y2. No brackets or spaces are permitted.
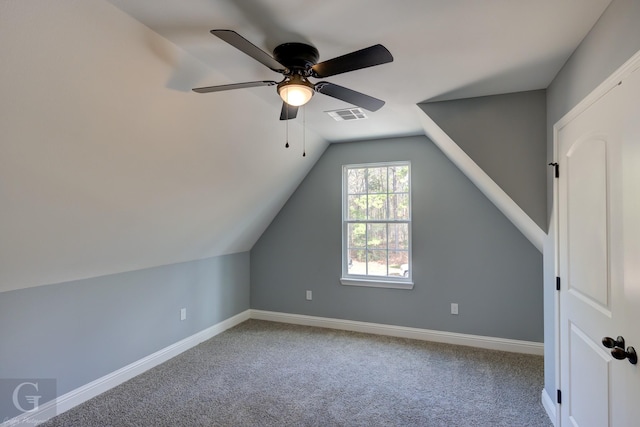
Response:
12,382,41,413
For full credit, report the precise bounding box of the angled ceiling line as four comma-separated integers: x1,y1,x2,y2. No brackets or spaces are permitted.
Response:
414,106,545,253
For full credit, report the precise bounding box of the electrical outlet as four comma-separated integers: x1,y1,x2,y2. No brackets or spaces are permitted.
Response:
180,308,187,321
451,303,459,315
306,290,312,301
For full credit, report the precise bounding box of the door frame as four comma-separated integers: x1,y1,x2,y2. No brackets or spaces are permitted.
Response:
551,49,640,427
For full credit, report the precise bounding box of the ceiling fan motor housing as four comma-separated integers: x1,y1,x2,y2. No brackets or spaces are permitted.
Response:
273,43,319,73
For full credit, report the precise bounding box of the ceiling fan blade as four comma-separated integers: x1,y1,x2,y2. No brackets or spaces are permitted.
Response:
280,102,299,120
311,44,393,78
315,82,385,111
211,30,287,73
192,80,277,93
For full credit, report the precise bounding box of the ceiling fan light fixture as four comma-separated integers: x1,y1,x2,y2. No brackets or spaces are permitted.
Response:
278,76,314,107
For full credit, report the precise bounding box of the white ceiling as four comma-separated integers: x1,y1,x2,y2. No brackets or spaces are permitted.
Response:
108,0,612,142
0,0,612,293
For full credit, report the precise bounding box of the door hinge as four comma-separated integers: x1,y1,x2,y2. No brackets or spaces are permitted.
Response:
557,389,562,404
556,277,561,291
549,162,559,178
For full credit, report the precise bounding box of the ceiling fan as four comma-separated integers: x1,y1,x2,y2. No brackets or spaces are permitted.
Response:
192,30,393,120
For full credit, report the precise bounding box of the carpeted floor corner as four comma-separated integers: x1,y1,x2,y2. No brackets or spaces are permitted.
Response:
40,320,552,426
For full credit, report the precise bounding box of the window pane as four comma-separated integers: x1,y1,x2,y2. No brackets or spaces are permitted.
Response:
348,223,366,248
367,223,387,249
390,165,409,193
367,194,388,220
367,250,388,276
348,249,366,275
389,250,409,277
348,195,367,220
367,167,387,194
388,223,409,250
348,168,366,194
388,194,409,220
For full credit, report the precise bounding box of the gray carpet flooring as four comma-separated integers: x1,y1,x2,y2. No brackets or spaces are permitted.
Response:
41,320,552,426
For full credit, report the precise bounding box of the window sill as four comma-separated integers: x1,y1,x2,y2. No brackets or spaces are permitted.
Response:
340,277,414,290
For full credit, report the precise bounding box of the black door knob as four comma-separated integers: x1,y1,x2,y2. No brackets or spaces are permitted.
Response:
610,346,638,365
602,336,637,365
602,336,625,349
611,347,627,360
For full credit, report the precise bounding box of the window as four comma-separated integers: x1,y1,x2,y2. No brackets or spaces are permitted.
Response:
341,162,412,289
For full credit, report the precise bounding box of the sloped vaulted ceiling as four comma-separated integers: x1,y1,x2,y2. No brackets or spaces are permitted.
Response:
0,0,325,293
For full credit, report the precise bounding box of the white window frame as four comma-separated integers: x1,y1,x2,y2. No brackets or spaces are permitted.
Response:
340,161,413,290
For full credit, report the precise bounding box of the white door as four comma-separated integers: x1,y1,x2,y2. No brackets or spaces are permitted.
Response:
558,66,640,427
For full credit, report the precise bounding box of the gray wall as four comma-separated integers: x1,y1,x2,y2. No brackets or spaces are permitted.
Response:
0,252,250,402
420,90,547,230
544,0,640,398
251,136,543,342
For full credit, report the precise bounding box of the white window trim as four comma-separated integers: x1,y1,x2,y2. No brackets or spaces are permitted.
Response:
341,161,412,290
340,277,414,290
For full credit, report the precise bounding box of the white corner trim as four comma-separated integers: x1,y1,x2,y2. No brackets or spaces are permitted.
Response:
554,48,640,132
414,107,545,253
541,389,557,427
1,310,251,427
250,310,544,355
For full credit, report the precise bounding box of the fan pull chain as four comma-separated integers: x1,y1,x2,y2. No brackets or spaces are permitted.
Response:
302,105,306,157
285,106,290,148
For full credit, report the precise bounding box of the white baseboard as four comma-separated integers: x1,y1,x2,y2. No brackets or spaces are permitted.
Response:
250,310,544,355
2,309,250,427
541,388,557,426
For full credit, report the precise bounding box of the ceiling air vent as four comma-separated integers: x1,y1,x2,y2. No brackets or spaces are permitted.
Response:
326,108,368,122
